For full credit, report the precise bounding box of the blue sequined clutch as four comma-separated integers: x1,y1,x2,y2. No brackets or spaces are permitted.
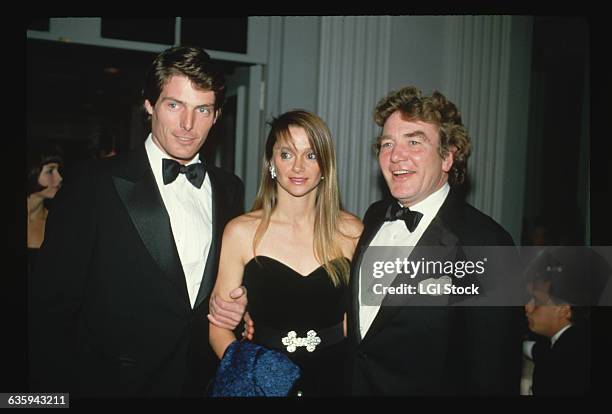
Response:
209,340,301,397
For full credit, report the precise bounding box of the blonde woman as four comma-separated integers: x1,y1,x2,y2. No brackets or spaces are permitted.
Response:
209,110,362,396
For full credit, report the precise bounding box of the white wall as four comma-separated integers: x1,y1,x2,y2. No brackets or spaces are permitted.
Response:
279,17,321,113
388,16,447,95
266,16,534,243
264,17,321,117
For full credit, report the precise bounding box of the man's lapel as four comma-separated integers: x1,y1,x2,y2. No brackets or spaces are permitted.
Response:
350,200,390,345
193,166,223,309
112,147,190,307
359,195,459,345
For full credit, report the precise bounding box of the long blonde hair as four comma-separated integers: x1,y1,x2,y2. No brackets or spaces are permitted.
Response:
251,110,350,286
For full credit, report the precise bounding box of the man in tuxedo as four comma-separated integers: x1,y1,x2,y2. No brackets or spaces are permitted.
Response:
524,277,589,395
522,246,609,395
29,46,245,397
346,86,523,395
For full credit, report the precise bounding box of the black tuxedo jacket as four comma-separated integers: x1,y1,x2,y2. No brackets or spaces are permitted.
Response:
28,146,244,397
347,189,524,395
532,324,589,395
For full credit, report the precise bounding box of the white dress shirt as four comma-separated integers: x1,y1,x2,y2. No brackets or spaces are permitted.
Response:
145,135,213,308
358,183,450,337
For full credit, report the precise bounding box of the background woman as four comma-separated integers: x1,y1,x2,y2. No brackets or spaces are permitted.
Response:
27,143,64,250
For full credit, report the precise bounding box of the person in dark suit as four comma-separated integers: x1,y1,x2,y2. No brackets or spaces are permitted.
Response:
28,46,245,397
346,86,523,395
524,289,589,395
522,247,610,395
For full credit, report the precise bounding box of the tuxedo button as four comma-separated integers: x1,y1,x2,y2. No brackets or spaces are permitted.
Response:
359,352,368,359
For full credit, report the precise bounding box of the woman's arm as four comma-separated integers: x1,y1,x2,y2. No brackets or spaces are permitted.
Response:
209,218,249,359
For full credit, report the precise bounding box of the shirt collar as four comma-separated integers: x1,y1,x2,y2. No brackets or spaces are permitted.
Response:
399,182,450,217
550,323,573,347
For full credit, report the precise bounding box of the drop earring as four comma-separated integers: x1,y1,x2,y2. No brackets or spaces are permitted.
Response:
269,165,277,179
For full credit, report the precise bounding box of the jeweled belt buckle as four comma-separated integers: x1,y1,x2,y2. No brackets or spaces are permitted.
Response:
281,330,321,352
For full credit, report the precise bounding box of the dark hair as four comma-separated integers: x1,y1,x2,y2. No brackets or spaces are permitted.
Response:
566,306,590,324
373,86,471,186
143,46,226,111
27,143,64,196
524,247,612,323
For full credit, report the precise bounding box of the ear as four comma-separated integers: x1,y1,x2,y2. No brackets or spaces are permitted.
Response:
442,145,456,173
144,99,154,115
213,108,221,124
558,304,572,321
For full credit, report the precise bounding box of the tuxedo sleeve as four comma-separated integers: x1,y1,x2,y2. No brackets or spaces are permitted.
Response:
462,230,524,394
28,160,98,392
462,303,524,394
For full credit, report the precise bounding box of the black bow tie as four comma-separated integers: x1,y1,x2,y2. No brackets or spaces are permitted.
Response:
384,202,423,232
162,158,206,189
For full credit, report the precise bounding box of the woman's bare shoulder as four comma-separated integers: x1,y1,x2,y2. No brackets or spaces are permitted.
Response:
338,210,364,238
224,210,263,239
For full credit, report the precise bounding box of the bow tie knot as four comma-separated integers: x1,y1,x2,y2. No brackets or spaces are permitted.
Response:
162,158,206,189
385,202,423,232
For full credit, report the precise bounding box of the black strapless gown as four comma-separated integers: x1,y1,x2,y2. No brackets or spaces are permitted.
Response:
243,256,349,396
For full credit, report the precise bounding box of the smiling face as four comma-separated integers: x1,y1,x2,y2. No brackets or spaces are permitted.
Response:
272,126,322,199
144,75,218,164
37,162,62,199
378,111,454,207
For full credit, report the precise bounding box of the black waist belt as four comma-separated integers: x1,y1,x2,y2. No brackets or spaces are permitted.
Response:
254,322,344,353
